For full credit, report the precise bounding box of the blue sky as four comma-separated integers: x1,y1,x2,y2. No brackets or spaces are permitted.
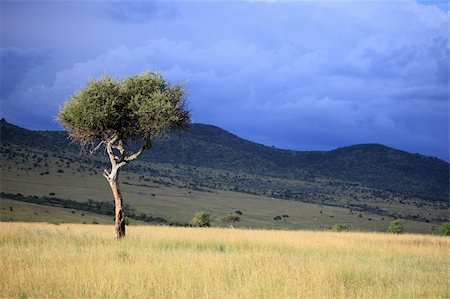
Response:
1,1,448,160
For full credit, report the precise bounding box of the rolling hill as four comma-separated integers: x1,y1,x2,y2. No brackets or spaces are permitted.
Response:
1,118,447,203
147,124,448,203
0,118,448,231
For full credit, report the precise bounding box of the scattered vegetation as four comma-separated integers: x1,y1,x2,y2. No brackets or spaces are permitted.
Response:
440,222,450,236
0,119,448,233
222,215,240,228
192,211,210,227
387,219,404,234
1,118,448,226
331,223,348,232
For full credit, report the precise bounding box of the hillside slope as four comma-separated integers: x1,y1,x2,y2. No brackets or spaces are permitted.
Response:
1,118,448,203
146,125,448,202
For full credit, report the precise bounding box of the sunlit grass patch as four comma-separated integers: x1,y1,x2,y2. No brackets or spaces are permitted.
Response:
1,223,449,298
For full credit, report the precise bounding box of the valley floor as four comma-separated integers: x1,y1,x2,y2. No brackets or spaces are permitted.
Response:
0,167,439,234
1,223,449,298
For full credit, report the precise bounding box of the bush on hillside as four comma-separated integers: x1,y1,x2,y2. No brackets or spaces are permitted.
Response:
331,224,348,232
192,211,210,227
387,219,403,234
440,222,450,236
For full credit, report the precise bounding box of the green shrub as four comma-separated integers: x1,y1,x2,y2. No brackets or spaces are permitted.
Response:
387,219,403,234
440,222,450,236
331,224,348,232
192,211,210,227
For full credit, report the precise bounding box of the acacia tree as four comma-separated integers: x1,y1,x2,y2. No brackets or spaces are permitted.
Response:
222,214,240,228
58,72,190,238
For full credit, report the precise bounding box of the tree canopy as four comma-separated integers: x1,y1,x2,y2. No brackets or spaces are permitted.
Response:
387,219,403,234
58,72,190,146
222,215,240,228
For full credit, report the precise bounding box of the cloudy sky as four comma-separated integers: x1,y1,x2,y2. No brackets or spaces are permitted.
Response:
1,0,448,160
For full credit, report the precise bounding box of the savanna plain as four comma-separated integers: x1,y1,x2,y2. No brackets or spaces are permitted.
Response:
1,222,449,299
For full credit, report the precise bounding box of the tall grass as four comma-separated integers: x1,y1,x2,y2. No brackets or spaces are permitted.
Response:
1,223,449,298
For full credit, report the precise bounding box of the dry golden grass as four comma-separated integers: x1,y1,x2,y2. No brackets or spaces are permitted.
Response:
1,222,449,298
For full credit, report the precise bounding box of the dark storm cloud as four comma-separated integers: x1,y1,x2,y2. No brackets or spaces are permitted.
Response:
0,0,448,160
0,47,51,97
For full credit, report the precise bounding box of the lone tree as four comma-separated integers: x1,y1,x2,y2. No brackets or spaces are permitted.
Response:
387,219,403,234
222,214,240,228
58,72,190,238
331,223,348,232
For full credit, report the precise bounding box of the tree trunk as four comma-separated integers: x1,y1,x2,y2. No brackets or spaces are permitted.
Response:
108,174,125,238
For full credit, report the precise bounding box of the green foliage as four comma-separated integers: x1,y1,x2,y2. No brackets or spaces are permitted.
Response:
331,223,348,232
222,215,240,227
387,219,404,234
58,72,190,145
439,222,450,236
192,211,210,227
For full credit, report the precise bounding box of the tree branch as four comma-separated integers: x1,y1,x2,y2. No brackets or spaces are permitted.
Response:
117,140,125,156
106,134,119,168
103,169,110,181
117,161,127,169
90,140,105,155
125,140,152,162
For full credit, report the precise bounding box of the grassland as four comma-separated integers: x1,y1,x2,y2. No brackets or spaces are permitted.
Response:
0,198,115,224
1,223,449,298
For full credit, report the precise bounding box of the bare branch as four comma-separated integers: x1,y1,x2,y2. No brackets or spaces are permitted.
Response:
117,161,127,169
117,140,125,156
125,140,152,162
103,169,110,181
90,140,105,155
106,134,119,167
